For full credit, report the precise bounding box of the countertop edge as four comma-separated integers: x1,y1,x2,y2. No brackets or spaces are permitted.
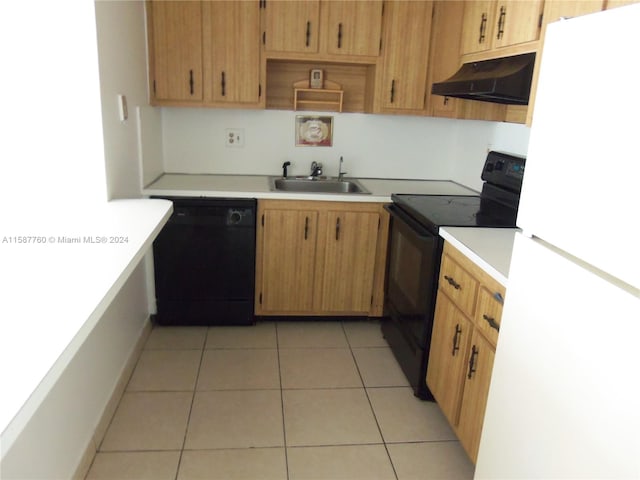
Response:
0,199,173,454
439,227,519,287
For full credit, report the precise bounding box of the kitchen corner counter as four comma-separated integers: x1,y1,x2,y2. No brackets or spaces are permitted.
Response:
142,173,479,202
0,199,172,453
439,227,519,286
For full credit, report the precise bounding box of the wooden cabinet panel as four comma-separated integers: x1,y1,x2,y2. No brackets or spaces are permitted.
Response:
260,209,318,312
378,0,434,111
439,253,479,318
202,1,261,104
148,0,203,102
474,286,503,347
263,0,320,53
456,329,496,463
460,0,495,55
320,211,379,312
427,293,473,427
256,200,387,316
323,1,383,56
493,0,544,49
606,0,640,8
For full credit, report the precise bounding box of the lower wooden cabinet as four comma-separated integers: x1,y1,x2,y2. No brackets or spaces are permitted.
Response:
255,199,389,316
426,241,505,463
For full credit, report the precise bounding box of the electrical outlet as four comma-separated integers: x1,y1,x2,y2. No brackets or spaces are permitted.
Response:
225,129,244,148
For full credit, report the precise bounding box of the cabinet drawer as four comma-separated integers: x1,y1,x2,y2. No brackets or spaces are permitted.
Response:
474,286,504,347
439,254,479,317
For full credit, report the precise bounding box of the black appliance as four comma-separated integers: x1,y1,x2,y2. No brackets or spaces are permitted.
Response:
152,197,256,326
383,151,525,399
431,53,535,105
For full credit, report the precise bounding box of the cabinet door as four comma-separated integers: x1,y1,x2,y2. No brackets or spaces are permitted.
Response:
324,1,383,56
148,0,203,101
379,1,434,111
320,211,379,312
202,1,261,104
426,293,473,427
493,0,543,49
260,209,318,312
263,0,320,53
459,1,495,55
457,329,496,463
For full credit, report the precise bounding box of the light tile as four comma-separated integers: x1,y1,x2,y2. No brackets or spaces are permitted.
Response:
178,448,287,480
197,349,280,390
279,348,362,389
352,347,410,387
100,392,192,451
127,349,201,392
145,326,207,350
387,442,475,480
185,390,284,449
206,322,277,349
85,451,180,480
287,444,396,480
283,388,382,446
367,387,457,443
277,321,348,348
343,320,388,347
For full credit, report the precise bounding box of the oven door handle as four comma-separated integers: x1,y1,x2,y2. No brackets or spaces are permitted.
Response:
384,204,435,240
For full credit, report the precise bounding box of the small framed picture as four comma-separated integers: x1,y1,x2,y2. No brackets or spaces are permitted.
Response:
310,69,323,89
296,115,333,147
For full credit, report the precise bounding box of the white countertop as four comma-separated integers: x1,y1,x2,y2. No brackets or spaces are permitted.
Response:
143,173,479,202
0,199,173,452
439,227,519,286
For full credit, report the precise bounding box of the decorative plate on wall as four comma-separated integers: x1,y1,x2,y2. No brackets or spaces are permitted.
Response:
296,115,333,147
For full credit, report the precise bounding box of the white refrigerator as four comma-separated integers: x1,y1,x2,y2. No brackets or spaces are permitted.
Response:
475,5,640,479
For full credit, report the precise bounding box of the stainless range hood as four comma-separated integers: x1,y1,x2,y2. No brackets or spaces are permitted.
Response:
431,53,535,105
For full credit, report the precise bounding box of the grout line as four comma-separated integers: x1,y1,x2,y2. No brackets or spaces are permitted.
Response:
173,329,208,480
275,322,290,480
342,320,400,480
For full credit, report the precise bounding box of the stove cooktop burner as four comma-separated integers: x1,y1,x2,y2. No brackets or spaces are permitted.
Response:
391,194,518,232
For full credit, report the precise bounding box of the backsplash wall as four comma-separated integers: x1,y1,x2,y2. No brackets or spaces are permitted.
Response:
159,108,530,191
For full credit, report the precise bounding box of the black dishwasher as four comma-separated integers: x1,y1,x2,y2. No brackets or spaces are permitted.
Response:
152,197,256,326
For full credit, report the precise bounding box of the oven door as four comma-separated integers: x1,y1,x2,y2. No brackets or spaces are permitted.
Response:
384,204,442,349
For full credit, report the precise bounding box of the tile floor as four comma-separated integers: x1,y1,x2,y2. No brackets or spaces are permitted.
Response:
86,320,475,480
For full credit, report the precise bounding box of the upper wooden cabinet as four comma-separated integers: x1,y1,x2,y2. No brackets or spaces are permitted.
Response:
262,0,383,59
255,200,388,317
262,0,320,54
376,1,434,112
460,0,544,57
202,1,262,105
322,1,383,57
147,1,203,102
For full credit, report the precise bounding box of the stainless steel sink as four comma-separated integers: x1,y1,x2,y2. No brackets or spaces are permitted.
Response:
269,176,370,194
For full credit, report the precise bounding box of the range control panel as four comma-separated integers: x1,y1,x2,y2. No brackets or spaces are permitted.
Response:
481,151,526,193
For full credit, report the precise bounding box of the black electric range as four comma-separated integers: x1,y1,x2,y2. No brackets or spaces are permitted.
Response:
383,151,525,400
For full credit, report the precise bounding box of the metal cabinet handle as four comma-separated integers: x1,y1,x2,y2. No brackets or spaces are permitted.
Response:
390,79,395,103
497,6,506,39
443,96,449,106
483,314,500,332
479,13,487,43
467,345,479,379
304,216,309,240
335,217,340,241
493,292,504,304
189,69,194,95
444,275,461,290
452,324,462,356
337,22,343,48
305,21,311,47
221,71,226,97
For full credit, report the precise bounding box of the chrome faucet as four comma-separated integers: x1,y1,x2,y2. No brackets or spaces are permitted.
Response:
338,156,347,180
310,161,323,178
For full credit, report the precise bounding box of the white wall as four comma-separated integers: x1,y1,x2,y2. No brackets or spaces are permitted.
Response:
95,0,163,198
160,108,530,191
